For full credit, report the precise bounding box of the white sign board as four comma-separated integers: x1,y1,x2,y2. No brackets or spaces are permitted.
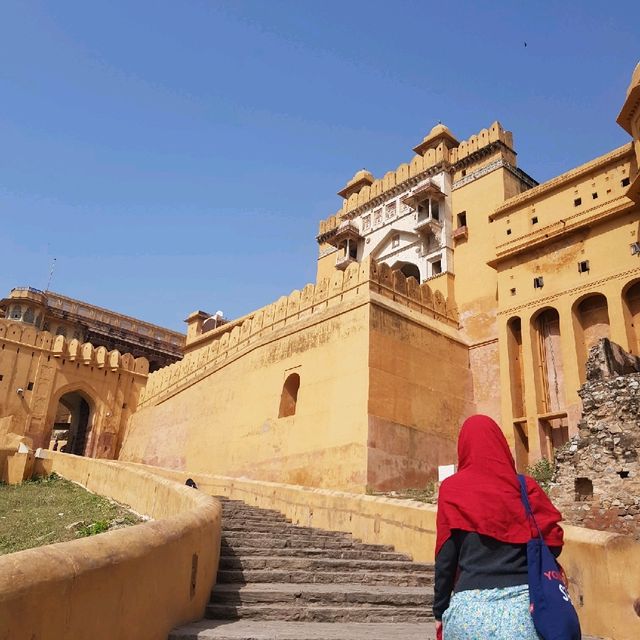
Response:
438,464,456,482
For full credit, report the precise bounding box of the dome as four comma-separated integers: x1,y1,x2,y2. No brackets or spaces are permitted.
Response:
337,169,375,199
413,123,459,155
423,123,453,142
347,169,374,186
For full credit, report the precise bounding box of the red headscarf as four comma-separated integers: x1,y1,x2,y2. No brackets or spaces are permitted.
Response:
435,414,564,556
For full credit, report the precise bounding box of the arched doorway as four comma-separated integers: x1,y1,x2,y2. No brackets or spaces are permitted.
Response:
51,391,93,456
574,293,610,381
532,307,569,458
623,280,640,355
533,308,565,414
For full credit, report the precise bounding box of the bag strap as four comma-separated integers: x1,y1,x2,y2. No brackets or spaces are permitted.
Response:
518,474,544,540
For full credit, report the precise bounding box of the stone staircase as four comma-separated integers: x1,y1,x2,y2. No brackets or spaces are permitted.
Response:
169,496,436,639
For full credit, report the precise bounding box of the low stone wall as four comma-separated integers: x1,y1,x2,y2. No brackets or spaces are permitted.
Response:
0,452,222,640
123,461,640,640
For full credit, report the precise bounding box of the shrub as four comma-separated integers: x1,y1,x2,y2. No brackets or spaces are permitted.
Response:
526,457,555,494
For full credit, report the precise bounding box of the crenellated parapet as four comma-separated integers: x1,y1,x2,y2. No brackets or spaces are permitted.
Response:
140,258,459,408
0,319,149,376
318,121,514,241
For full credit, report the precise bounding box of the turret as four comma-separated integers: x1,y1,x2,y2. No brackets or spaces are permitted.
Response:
617,62,640,201
0,287,47,329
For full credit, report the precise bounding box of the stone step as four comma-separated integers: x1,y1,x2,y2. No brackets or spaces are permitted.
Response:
218,556,433,573
212,583,432,608
222,515,291,524
169,620,437,639
219,505,289,517
216,569,433,586
221,533,393,551
220,546,411,561
205,603,432,623
221,522,344,534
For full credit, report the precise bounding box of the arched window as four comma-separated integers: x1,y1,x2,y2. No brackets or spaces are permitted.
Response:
23,307,35,324
278,373,300,418
400,263,421,282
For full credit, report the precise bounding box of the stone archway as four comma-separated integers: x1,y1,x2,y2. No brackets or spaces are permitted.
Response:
50,390,95,456
391,260,421,282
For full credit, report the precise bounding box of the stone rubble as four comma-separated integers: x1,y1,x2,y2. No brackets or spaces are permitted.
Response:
552,339,640,540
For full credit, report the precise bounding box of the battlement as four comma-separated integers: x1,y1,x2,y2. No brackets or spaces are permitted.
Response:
140,257,459,408
318,121,514,239
0,319,149,376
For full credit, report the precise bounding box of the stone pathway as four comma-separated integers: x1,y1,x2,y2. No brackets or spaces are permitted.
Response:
169,497,436,639
169,497,603,640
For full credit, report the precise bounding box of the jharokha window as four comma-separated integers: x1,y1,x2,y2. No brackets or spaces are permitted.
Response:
278,373,300,418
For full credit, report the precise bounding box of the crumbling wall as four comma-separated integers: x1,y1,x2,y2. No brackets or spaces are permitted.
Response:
553,339,640,539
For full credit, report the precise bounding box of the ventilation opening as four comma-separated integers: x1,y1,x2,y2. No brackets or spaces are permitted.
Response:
574,477,593,502
278,373,300,418
531,216,538,224
574,198,582,207
578,260,590,273
618,470,630,479
533,276,544,289
621,177,630,187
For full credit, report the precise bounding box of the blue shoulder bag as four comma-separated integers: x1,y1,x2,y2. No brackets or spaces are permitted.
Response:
518,474,582,640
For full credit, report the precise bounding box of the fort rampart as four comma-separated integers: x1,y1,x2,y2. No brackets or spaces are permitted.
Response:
138,257,458,408
121,257,471,492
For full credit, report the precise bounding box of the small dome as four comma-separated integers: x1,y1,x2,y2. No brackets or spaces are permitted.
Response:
347,169,374,186
413,123,459,155
338,169,375,199
423,123,453,142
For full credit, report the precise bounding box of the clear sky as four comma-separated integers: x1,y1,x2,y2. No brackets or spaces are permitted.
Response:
1,1,638,331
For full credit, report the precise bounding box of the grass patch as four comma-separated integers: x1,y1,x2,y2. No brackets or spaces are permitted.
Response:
0,473,143,555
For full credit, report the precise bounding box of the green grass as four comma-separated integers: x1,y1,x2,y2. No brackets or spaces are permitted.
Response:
0,473,143,555
367,481,438,504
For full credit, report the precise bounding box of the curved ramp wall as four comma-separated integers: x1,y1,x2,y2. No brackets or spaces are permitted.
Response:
0,452,221,640
125,462,640,640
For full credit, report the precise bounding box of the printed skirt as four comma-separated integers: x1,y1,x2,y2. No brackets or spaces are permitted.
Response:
442,585,540,640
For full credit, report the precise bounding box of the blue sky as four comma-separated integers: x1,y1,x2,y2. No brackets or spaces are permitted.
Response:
1,1,638,331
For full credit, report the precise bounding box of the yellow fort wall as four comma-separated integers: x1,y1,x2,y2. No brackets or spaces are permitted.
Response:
0,452,221,640
491,145,640,464
0,319,148,457
120,258,469,492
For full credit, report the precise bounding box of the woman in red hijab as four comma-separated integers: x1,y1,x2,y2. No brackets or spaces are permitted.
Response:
434,414,564,640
